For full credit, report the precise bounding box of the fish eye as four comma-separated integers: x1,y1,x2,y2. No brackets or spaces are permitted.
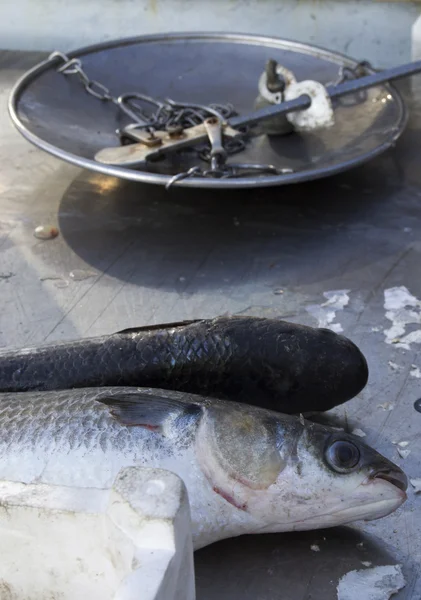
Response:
325,440,361,473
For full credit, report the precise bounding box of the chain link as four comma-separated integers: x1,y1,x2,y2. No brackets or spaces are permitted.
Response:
165,163,294,190
50,51,239,129
327,60,374,107
49,50,249,173
50,52,114,102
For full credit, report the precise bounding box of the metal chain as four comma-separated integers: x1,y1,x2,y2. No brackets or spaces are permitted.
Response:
327,60,374,106
49,51,249,166
165,163,294,190
50,52,115,101
49,50,247,166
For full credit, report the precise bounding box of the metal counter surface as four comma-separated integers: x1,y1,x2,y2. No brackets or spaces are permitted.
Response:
0,50,420,599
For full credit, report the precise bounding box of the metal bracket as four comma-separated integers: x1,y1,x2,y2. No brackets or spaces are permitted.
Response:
203,116,227,170
95,121,242,167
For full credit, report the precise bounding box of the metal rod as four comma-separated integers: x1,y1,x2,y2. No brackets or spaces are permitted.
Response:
230,59,421,129
328,59,421,98
230,96,311,128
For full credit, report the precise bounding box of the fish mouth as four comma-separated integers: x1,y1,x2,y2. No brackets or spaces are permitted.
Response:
253,495,405,534
252,479,407,535
254,471,407,534
370,468,408,492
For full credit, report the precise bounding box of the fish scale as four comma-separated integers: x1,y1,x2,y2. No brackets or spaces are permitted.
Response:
0,389,139,455
0,316,369,414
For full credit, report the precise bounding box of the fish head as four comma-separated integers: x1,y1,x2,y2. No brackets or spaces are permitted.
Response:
267,423,408,531
249,320,369,412
196,402,407,533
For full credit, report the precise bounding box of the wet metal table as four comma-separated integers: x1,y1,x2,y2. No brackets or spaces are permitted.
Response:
0,50,420,598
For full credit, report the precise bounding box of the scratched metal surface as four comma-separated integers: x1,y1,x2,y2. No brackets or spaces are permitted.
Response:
0,51,420,598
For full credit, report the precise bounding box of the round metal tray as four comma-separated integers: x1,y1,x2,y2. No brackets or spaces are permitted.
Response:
9,32,407,189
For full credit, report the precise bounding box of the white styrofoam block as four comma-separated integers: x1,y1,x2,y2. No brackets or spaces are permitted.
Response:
0,467,195,600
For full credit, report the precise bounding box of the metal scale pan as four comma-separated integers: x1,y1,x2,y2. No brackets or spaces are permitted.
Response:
9,32,407,189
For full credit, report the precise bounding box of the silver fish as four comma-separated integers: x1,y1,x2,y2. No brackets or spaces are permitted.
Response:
0,387,407,549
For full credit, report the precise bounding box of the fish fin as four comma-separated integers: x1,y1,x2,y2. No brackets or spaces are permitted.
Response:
98,391,202,429
116,319,202,334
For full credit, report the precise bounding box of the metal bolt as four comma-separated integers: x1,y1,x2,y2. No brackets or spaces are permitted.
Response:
166,124,184,138
266,59,285,94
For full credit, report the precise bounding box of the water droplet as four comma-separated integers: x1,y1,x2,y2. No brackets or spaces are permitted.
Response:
69,269,96,281
40,275,69,288
54,279,69,289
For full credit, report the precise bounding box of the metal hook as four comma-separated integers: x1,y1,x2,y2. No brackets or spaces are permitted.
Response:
165,166,202,190
48,51,71,65
56,58,83,75
116,96,154,127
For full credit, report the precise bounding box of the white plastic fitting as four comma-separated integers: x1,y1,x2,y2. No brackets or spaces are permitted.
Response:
257,64,297,105
284,80,335,132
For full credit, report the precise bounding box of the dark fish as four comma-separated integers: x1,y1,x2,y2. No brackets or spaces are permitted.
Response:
0,316,368,414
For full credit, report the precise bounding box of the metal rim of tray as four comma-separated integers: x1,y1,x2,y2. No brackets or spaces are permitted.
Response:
8,31,408,189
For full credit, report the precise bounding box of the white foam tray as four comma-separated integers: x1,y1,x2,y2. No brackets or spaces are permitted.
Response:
0,467,195,599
